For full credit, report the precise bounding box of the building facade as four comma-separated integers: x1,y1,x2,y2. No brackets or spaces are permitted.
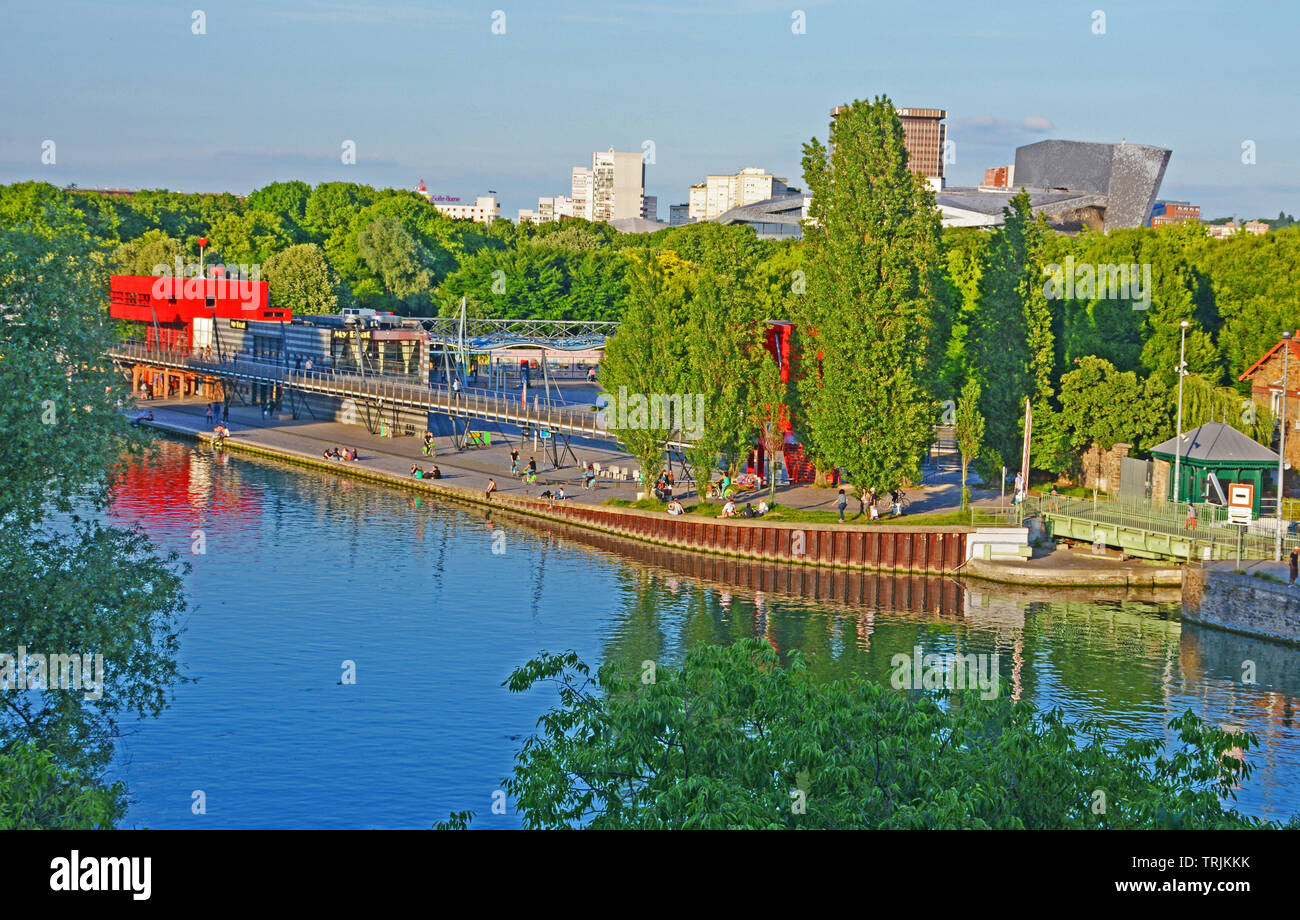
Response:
1150,199,1201,226
1239,333,1300,493
432,195,501,224
687,167,791,222
831,105,947,192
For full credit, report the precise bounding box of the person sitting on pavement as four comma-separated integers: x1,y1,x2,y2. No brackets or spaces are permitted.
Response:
556,487,567,502
429,465,442,479
410,465,425,479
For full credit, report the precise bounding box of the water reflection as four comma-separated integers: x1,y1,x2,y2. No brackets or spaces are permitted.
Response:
106,439,1300,826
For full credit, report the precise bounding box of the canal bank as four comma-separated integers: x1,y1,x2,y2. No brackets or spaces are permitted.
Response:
137,407,1180,588
1183,561,1300,646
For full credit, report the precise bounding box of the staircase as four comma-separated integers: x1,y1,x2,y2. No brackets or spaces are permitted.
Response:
784,444,816,485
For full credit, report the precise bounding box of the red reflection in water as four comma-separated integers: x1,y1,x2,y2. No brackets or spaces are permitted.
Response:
109,447,260,530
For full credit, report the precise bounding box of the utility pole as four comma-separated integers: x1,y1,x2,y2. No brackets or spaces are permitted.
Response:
1174,320,1190,504
1277,330,1292,561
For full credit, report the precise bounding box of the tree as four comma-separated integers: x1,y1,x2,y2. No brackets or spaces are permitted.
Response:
355,216,437,310
0,222,187,826
955,377,985,509
263,243,346,315
446,639,1275,829
0,742,125,830
207,209,294,266
968,192,1052,476
597,252,693,486
795,97,943,490
108,228,185,276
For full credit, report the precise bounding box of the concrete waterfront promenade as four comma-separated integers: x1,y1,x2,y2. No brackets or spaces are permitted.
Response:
133,396,1182,587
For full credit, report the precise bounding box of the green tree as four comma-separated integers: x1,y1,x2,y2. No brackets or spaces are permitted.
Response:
208,209,294,266
0,222,187,826
795,97,943,489
0,742,125,830
969,192,1052,477
597,252,693,485
355,216,437,310
108,228,186,276
461,639,1274,829
954,376,985,509
262,243,346,315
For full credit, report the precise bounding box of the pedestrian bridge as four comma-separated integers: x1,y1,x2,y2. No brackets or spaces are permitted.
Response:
108,342,694,463
1028,494,1297,561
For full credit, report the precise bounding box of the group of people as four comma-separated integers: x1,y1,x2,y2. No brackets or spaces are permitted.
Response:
210,424,230,447
410,464,441,479
652,470,675,501
508,448,540,484
717,498,769,519
538,486,569,505
835,486,905,522
323,446,358,462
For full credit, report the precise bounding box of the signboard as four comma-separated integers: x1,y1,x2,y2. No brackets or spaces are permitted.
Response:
332,329,372,340
228,319,247,330
1227,482,1254,526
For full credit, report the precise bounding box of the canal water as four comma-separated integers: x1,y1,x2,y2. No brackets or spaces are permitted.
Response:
104,439,1300,827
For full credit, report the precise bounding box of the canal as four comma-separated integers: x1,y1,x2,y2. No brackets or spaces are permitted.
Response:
105,439,1300,827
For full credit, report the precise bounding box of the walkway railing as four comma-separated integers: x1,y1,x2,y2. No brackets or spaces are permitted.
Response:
1021,492,1299,560
109,341,692,448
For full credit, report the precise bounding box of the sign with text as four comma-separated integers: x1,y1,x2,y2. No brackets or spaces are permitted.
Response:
1227,482,1254,525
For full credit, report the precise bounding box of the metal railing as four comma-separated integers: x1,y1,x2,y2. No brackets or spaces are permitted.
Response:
1025,492,1299,560
109,341,692,447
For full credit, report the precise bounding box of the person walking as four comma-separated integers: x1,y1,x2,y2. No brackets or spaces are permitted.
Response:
221,403,229,423
1289,547,1298,588
205,403,214,424
836,488,848,523
859,486,869,518
1184,500,1196,530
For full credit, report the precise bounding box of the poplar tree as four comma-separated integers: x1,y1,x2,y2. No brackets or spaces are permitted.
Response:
968,192,1054,476
795,97,943,489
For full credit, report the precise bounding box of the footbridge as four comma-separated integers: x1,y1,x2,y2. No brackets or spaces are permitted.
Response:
108,341,689,467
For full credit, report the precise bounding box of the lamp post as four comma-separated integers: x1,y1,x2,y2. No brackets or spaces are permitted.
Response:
1173,320,1190,504
1277,330,1292,561
197,237,208,277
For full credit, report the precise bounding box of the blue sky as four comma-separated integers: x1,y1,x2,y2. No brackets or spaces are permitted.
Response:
1,0,1294,220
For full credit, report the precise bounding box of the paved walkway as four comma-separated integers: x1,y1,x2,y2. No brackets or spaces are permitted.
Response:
138,396,1001,515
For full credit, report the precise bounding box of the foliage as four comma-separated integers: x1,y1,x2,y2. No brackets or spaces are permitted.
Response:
954,376,984,508
263,243,346,316
461,640,1275,829
0,742,125,830
795,97,943,489
0,220,187,828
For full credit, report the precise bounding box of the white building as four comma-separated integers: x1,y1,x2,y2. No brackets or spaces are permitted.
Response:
572,149,646,222
687,167,790,222
433,195,501,224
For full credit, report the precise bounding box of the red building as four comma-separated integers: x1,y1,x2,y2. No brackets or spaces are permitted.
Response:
109,273,289,400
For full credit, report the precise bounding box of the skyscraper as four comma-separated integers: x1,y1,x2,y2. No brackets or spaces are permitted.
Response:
830,104,947,192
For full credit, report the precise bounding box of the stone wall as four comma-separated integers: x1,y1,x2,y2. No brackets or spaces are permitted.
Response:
1079,441,1131,492
1182,562,1300,645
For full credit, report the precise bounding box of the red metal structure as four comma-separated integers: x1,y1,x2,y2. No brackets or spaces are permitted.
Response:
109,273,289,401
109,274,286,351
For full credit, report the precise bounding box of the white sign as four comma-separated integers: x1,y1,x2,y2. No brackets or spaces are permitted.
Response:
1227,482,1254,526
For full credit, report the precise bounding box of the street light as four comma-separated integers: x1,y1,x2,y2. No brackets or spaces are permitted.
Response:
1173,320,1190,505
1277,330,1292,561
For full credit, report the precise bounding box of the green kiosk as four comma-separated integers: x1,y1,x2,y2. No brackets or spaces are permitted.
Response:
1149,421,1279,516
